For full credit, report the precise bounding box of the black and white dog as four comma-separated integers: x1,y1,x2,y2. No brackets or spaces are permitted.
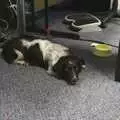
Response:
0,37,85,85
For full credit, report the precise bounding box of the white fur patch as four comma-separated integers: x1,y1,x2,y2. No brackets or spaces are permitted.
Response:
14,49,24,63
13,49,28,65
15,60,26,65
36,40,69,66
21,39,40,48
82,65,86,69
21,39,33,48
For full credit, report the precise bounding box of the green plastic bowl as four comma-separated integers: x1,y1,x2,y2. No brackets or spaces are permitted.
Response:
92,44,112,57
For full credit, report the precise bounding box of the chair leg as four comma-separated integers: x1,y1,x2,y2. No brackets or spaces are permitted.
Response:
115,41,120,81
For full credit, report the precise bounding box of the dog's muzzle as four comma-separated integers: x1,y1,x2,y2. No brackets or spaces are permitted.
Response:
69,76,79,85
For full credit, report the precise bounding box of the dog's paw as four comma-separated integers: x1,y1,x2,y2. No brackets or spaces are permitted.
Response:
15,60,28,66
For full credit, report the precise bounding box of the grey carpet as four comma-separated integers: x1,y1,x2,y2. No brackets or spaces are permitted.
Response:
1,12,120,120
0,40,120,120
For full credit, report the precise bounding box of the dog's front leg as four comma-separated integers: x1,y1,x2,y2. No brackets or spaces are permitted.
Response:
14,49,29,66
47,65,56,76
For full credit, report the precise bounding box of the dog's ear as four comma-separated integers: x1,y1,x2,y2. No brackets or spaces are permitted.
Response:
53,56,67,78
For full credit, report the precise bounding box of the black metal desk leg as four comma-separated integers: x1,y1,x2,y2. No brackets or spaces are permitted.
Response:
44,0,49,34
115,41,120,81
31,0,35,31
17,0,26,35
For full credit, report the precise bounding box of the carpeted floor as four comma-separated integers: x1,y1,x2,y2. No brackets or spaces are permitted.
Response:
1,11,120,120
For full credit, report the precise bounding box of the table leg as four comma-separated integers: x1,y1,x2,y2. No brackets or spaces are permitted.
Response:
31,0,35,31
17,0,26,35
44,0,49,30
115,41,120,81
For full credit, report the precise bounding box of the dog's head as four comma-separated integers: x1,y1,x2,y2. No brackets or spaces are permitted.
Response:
63,56,85,85
53,56,85,85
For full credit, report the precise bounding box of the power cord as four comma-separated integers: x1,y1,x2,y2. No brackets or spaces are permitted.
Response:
8,0,17,16
0,0,18,43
